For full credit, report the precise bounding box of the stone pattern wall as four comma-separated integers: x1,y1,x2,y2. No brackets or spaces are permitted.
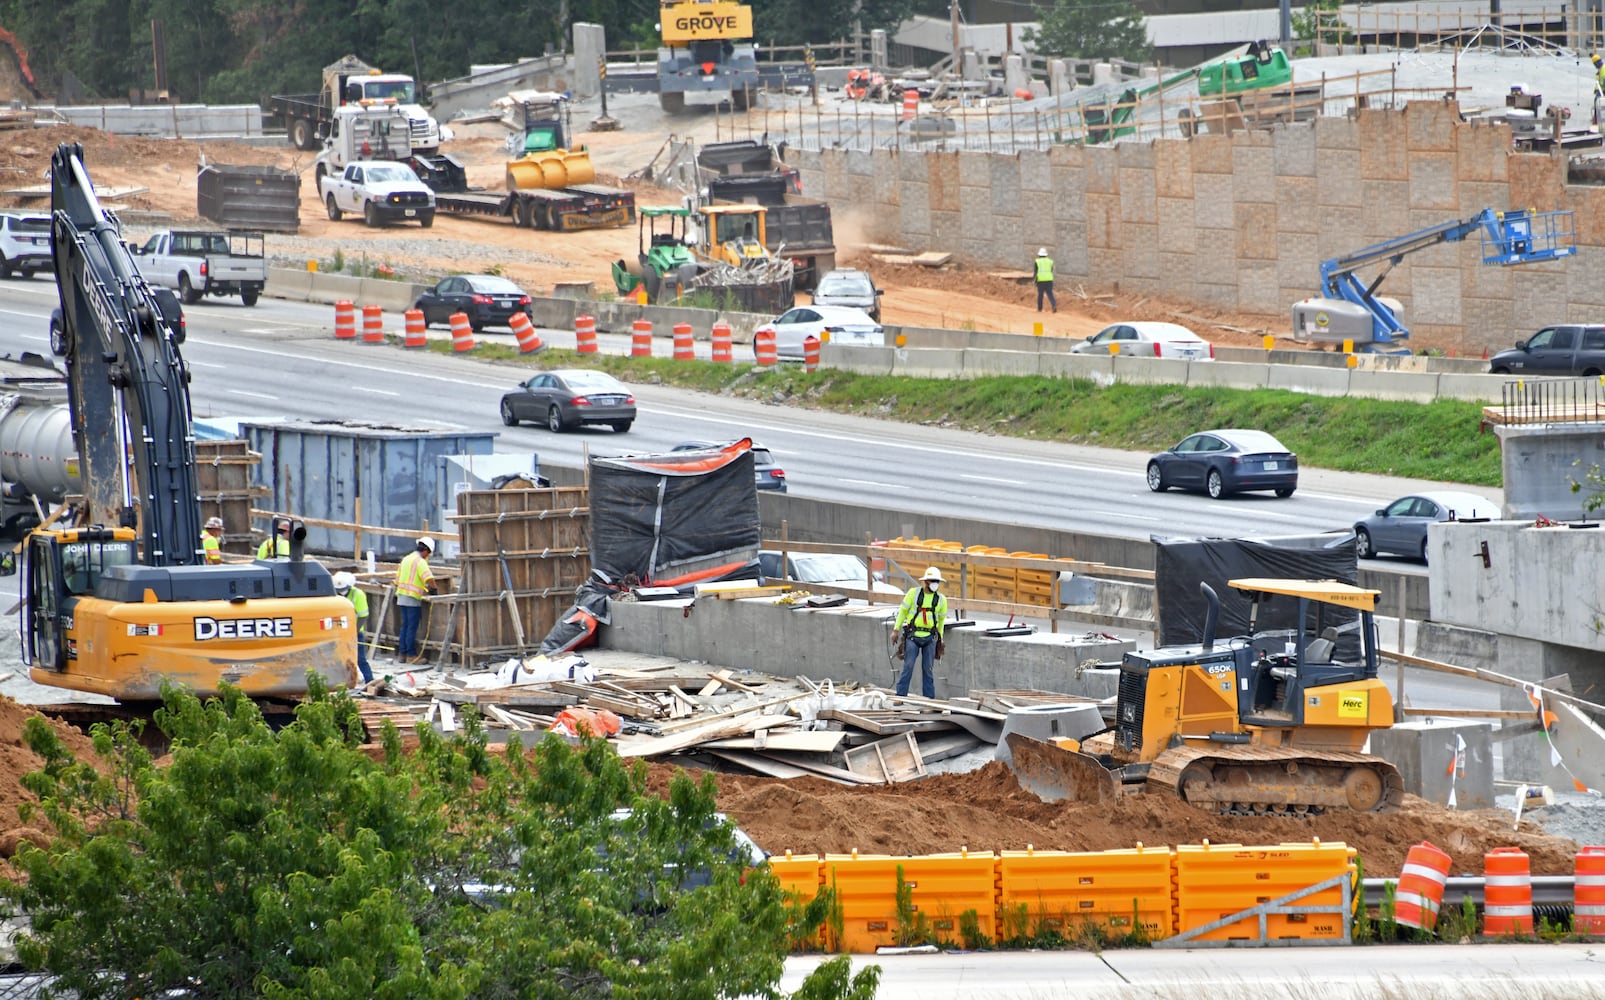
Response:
797,102,1605,354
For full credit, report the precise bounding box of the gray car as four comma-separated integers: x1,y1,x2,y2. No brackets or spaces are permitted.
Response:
499,369,635,433
1353,491,1499,563
810,268,882,322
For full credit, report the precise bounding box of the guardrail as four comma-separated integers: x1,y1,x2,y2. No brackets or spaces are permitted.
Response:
1484,376,1605,427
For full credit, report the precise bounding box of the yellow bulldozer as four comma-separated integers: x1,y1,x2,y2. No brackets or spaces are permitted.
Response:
1006,578,1405,815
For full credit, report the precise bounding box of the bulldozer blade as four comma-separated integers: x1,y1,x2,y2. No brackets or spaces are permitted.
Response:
1004,733,1120,804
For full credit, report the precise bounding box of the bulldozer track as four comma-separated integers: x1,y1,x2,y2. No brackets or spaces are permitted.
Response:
1146,744,1405,815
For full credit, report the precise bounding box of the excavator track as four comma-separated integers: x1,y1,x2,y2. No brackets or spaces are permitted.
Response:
1146,744,1405,815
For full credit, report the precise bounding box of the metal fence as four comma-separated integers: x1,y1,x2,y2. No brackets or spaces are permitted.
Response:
1486,376,1605,426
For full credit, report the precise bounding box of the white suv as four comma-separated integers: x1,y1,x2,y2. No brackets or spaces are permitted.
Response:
0,212,52,278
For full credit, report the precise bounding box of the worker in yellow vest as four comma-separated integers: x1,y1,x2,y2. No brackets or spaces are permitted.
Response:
256,521,291,559
333,571,372,683
396,537,438,662
202,516,225,564
1034,247,1057,314
894,566,949,699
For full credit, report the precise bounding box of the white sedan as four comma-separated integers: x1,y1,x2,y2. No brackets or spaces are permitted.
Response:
1070,321,1215,361
754,305,884,360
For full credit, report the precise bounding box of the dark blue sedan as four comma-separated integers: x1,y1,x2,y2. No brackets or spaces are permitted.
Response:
1146,429,1299,499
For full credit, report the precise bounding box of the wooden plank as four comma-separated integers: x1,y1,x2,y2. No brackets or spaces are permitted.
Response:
818,707,914,735
699,669,734,697
613,712,792,758
432,688,577,709
582,692,659,719
843,731,926,783
705,749,860,784
483,704,530,730
700,730,848,752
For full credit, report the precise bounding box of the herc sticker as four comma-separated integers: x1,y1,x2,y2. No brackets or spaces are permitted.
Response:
1338,691,1368,718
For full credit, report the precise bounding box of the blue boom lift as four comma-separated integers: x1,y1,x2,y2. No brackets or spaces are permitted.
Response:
1291,208,1576,353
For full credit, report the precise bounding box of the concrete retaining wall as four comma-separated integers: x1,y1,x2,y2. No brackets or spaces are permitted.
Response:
793,103,1605,357
43,103,265,137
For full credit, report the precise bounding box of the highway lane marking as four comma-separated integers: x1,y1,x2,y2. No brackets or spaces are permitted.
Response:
226,389,278,400
839,478,911,490
351,386,401,396
190,361,225,369
959,474,1026,485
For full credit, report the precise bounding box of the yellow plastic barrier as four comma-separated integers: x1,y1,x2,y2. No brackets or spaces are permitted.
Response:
822,850,998,952
998,844,1174,942
898,850,1001,947
1011,551,1055,604
1173,840,1356,942
770,851,827,948
822,852,905,953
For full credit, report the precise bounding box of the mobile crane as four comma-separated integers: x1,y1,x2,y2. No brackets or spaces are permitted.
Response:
1291,207,1576,353
655,0,761,113
9,144,358,700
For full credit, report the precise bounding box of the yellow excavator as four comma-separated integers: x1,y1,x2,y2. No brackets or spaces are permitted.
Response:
1007,579,1404,815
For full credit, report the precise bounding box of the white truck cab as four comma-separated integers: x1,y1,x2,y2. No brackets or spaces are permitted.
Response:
318,161,435,228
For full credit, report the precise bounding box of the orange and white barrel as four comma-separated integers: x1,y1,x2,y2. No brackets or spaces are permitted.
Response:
449,312,476,353
673,322,694,361
510,311,545,354
1394,841,1452,932
711,322,733,363
902,89,918,121
631,318,653,357
575,314,598,354
403,308,427,348
361,304,384,344
754,329,777,366
1483,847,1533,937
1576,847,1605,934
803,334,821,373
334,300,356,340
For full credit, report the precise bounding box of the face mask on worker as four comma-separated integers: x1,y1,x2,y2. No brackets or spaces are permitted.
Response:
927,581,940,590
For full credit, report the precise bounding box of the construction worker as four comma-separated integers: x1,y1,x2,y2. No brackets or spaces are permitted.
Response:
256,521,291,559
333,571,372,683
201,516,225,564
1034,248,1057,314
396,536,438,662
1594,53,1604,97
894,566,949,699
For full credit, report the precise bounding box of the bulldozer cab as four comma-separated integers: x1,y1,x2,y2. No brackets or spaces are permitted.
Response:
699,205,767,264
1229,578,1383,724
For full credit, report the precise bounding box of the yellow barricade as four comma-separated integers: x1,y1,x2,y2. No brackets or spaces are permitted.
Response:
997,845,1173,942
1012,551,1055,604
822,852,906,953
770,851,826,948
822,850,998,952
968,544,1013,602
899,850,1001,947
1173,840,1356,942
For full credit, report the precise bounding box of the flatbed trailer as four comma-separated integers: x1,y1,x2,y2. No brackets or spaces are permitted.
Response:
435,185,635,232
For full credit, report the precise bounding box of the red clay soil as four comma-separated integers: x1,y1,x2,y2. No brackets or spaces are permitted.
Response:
0,698,100,862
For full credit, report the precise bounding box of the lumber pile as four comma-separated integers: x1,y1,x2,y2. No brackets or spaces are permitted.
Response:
358,657,1101,786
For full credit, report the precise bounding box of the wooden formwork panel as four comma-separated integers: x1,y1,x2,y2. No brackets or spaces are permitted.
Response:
195,440,268,554
453,486,591,659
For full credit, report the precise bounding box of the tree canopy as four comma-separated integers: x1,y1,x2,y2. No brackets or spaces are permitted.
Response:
3,678,879,999
1024,0,1150,63
0,0,914,104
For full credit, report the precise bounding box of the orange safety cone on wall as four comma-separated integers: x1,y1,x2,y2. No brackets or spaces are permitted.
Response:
711,322,733,363
334,300,356,340
448,311,476,353
575,314,598,354
403,308,428,348
1576,847,1605,934
631,319,653,357
902,89,918,121
361,304,384,344
673,322,694,360
510,311,546,354
1394,841,1452,932
754,329,777,366
803,334,821,372
1482,847,1533,936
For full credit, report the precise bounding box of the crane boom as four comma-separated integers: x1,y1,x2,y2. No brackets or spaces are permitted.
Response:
51,143,201,564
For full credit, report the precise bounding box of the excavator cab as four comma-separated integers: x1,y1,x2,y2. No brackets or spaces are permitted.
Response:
18,527,136,670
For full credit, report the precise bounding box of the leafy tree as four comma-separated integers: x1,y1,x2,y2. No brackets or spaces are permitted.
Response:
3,678,878,1000
1024,0,1150,63
753,0,918,47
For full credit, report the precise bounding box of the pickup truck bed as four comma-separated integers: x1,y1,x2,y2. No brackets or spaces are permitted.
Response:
436,185,635,232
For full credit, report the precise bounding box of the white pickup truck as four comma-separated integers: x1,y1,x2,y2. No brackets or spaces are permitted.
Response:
318,161,435,228
132,230,269,306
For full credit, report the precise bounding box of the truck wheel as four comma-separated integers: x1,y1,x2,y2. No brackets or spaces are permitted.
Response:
731,86,750,112
290,118,314,151
660,91,686,114
364,201,380,228
314,162,327,185
325,194,343,221
178,273,201,305
242,290,259,307
419,211,434,229
0,254,11,279
513,200,533,229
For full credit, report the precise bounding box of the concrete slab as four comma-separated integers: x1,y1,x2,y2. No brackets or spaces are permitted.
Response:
961,349,1041,377
1038,352,1114,383
1436,372,1504,402
1109,356,1192,385
893,348,967,378
1348,369,1440,402
1186,360,1270,390
358,277,422,312
1368,720,1495,809
268,266,313,300
821,344,894,375
1268,362,1351,396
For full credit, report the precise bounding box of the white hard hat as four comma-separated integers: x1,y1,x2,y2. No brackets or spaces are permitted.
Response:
205,516,224,529
418,537,436,553
921,566,944,582
332,571,355,592
1037,248,1048,257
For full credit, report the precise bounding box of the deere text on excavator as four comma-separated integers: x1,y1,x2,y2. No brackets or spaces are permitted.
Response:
10,145,358,701
1006,579,1404,815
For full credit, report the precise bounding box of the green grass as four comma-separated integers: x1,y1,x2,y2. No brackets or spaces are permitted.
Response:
449,344,1503,487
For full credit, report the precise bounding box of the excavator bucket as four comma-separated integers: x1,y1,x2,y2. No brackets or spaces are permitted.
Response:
505,148,597,191
1004,734,1121,804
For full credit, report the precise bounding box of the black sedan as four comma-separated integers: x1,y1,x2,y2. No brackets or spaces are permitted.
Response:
1146,429,1299,499
414,274,534,332
500,369,635,433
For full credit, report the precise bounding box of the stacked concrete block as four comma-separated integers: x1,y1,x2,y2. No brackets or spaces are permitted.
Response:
898,149,932,244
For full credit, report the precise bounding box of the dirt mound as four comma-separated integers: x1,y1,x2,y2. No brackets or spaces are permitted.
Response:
0,697,101,861
661,761,1581,877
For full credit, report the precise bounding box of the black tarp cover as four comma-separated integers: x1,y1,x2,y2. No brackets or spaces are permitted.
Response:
1153,533,1364,660
589,438,761,585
